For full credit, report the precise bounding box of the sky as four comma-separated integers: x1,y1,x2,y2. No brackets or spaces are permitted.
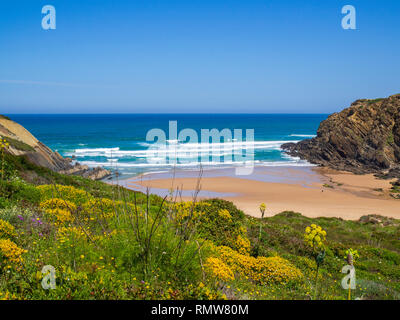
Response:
0,0,399,114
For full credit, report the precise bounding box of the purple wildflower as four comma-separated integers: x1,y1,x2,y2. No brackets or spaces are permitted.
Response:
17,215,24,221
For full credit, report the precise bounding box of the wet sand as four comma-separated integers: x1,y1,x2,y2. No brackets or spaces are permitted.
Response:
115,166,400,220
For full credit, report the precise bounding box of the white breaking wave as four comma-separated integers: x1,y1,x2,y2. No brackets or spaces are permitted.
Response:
289,134,316,138
67,139,315,172
74,147,120,153
67,140,299,159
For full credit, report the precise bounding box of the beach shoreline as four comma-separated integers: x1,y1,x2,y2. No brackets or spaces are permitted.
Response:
112,165,400,220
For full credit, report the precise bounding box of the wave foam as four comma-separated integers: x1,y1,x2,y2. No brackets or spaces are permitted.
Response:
289,134,316,138
68,140,299,159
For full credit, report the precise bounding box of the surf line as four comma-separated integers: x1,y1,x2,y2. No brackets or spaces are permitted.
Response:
144,121,255,175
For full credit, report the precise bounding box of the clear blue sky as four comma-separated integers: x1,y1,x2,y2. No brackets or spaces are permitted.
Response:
0,0,399,114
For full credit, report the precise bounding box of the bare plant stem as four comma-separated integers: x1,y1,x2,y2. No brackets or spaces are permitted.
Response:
314,264,320,300
1,147,4,181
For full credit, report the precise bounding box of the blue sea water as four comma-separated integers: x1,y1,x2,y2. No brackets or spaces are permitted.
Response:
8,114,327,177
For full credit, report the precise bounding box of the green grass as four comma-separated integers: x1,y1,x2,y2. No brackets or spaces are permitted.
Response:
1,136,35,152
367,98,384,105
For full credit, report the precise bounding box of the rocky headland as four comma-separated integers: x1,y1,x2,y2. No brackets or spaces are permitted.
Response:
282,94,400,179
0,115,111,180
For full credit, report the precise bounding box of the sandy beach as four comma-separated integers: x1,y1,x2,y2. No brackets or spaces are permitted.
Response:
115,166,400,220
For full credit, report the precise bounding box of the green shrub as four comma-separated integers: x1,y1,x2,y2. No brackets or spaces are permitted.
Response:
196,199,247,248
0,178,41,205
0,197,11,209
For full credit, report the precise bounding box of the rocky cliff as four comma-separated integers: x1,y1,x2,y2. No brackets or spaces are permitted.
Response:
282,94,400,178
0,115,111,180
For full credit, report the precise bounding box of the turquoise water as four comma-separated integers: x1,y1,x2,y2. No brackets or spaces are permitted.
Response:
8,114,327,177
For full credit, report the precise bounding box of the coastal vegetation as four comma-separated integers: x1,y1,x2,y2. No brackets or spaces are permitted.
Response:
0,144,399,300
2,137,34,152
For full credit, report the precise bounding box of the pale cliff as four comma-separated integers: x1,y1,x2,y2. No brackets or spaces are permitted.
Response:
0,115,111,180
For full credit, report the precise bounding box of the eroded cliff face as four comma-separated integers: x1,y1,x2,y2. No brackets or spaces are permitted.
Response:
282,94,400,177
0,116,111,180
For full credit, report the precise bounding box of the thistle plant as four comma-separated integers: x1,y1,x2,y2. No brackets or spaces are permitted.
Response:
259,203,266,242
0,138,10,180
304,224,327,299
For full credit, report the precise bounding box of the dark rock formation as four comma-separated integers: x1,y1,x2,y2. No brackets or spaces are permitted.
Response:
282,94,400,177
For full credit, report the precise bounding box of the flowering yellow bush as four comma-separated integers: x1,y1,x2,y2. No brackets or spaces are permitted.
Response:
37,184,91,205
0,239,27,267
40,198,77,211
304,224,326,251
234,234,251,255
57,226,87,243
218,209,232,220
40,198,76,224
238,226,247,234
0,219,17,239
170,201,206,225
205,257,234,282
0,290,17,300
82,198,116,219
46,209,74,224
215,246,303,285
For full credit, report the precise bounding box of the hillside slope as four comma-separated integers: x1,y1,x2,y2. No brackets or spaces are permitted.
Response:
0,115,110,180
283,94,400,177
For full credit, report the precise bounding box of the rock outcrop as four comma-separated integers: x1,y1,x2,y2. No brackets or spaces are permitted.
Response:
0,115,111,180
358,214,399,227
59,165,112,181
282,94,400,177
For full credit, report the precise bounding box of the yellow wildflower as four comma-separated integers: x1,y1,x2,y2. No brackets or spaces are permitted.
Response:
0,219,17,239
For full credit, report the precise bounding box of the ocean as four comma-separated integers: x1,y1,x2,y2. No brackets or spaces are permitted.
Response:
8,114,327,177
